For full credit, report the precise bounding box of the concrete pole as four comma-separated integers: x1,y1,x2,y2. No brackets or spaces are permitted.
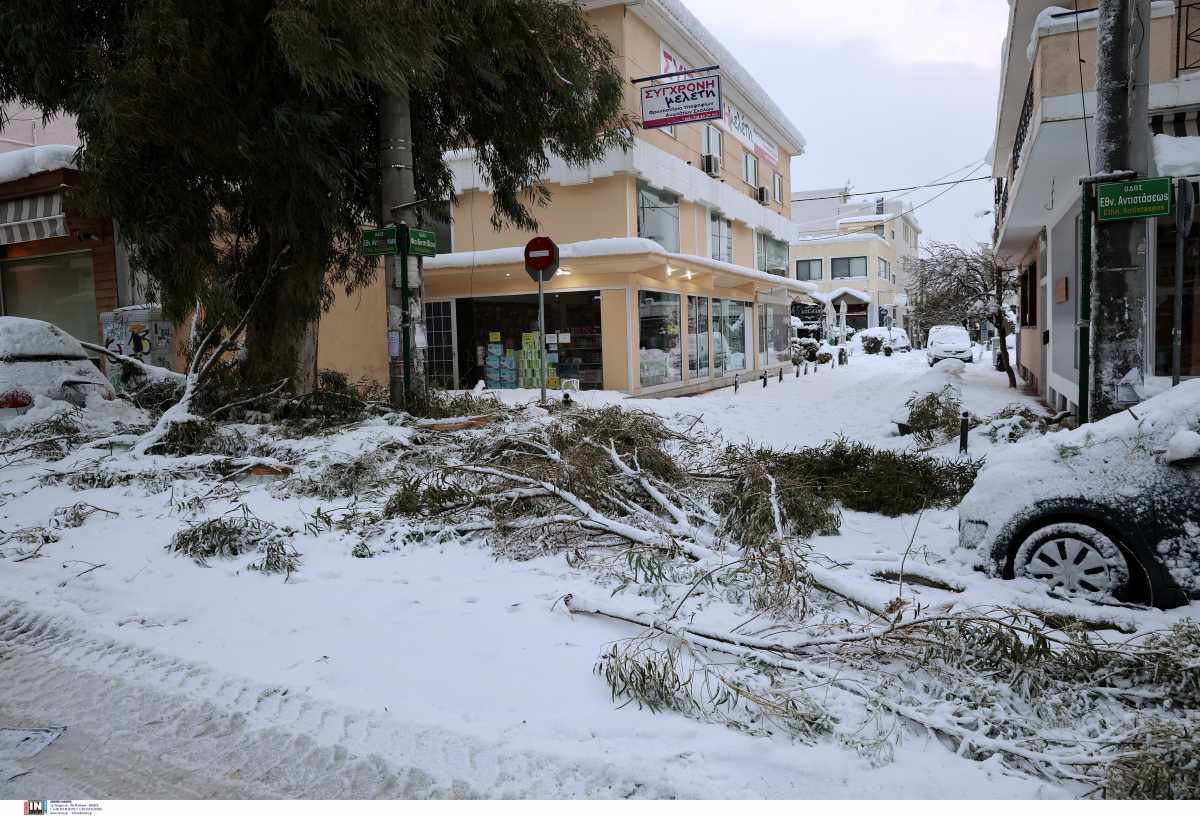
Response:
379,84,424,409
1091,0,1148,420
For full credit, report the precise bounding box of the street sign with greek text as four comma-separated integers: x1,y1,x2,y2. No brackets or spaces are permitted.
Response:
408,228,437,258
1097,177,1173,222
362,226,398,256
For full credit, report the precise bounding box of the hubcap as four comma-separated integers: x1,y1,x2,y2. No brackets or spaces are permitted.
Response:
1025,537,1115,595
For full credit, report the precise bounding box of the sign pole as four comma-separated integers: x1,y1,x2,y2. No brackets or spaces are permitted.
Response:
523,236,560,405
400,223,412,408
1079,181,1095,425
538,272,547,404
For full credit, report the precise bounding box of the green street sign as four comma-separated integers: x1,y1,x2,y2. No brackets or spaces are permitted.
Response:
1097,176,1173,222
409,228,437,258
362,226,398,257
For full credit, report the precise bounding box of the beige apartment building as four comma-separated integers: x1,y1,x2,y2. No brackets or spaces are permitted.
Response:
320,0,813,396
994,1,1200,416
787,190,920,333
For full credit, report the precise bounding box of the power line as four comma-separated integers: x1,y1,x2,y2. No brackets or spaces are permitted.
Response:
791,175,992,204
798,162,988,241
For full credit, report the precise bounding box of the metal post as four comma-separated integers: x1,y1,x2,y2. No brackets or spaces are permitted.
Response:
1174,178,1194,386
400,224,412,407
959,411,970,456
538,272,547,403
1079,182,1094,425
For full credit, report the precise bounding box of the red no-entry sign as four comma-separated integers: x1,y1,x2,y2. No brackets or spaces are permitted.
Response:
524,236,560,283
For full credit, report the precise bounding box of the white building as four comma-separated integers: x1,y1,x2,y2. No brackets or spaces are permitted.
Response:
788,188,921,332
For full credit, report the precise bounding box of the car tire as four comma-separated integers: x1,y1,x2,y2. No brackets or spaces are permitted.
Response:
1012,521,1142,602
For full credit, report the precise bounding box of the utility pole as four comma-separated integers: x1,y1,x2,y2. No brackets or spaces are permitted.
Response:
379,84,424,409
1090,0,1150,421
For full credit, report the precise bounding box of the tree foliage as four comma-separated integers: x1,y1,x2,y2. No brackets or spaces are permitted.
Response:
907,241,1020,387
0,0,634,386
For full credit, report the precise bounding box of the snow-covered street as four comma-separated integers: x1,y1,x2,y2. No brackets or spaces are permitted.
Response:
3,350,1190,799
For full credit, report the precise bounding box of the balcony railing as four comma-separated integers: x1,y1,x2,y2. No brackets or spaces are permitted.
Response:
1010,69,1036,183
1178,1,1200,76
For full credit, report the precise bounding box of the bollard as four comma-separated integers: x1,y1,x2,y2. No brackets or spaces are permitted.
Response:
778,368,783,383
959,410,970,455
804,362,809,375
795,364,800,379
733,373,739,393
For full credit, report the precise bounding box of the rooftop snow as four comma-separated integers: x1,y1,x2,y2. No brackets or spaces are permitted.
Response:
794,232,887,246
809,287,872,305
836,214,888,226
0,144,77,186
1026,3,1174,64
1153,133,1200,178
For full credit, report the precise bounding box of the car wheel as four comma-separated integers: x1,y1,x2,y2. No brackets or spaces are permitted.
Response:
1012,522,1135,600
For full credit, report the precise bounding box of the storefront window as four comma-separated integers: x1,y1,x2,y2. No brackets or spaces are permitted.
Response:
0,251,97,343
688,295,710,380
637,181,680,253
758,302,792,368
639,291,682,387
714,298,750,375
424,300,455,389
462,292,604,390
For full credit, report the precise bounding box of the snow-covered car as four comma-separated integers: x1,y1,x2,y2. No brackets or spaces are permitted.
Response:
0,316,113,415
925,325,973,367
957,380,1200,609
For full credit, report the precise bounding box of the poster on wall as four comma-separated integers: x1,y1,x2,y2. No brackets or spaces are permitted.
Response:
640,74,722,129
660,41,780,166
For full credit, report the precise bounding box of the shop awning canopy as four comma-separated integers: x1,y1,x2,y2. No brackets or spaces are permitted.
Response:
0,191,67,246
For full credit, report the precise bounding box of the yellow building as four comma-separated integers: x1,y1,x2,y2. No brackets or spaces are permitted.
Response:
319,0,812,396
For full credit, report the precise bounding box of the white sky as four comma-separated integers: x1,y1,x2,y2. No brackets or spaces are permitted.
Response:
681,0,1011,247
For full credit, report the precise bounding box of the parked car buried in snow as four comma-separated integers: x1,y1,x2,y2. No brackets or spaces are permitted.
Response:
925,325,973,367
957,380,1200,609
0,316,113,415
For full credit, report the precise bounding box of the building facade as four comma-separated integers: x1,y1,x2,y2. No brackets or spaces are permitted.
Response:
319,0,813,396
787,189,921,332
993,1,1199,417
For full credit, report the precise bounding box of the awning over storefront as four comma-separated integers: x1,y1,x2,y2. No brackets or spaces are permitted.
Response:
0,191,67,246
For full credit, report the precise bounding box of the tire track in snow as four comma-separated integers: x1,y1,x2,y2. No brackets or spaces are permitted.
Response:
0,601,673,799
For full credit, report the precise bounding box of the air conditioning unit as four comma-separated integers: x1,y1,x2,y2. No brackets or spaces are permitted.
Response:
755,186,770,205
701,154,721,178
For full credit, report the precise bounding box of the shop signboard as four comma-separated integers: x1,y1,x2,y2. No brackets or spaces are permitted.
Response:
660,42,779,166
640,74,722,130
1097,177,1173,222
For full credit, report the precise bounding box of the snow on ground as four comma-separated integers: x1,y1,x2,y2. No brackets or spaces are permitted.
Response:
0,349,1183,798
493,347,1039,454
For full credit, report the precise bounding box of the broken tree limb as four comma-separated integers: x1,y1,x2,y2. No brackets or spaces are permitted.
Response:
564,595,1125,781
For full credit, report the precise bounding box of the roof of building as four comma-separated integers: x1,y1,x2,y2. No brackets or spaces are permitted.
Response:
0,144,76,186
809,287,872,305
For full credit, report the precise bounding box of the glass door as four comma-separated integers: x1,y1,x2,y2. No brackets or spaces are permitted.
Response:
688,295,710,380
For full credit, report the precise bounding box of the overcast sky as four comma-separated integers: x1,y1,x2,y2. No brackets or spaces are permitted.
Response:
682,0,1011,247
